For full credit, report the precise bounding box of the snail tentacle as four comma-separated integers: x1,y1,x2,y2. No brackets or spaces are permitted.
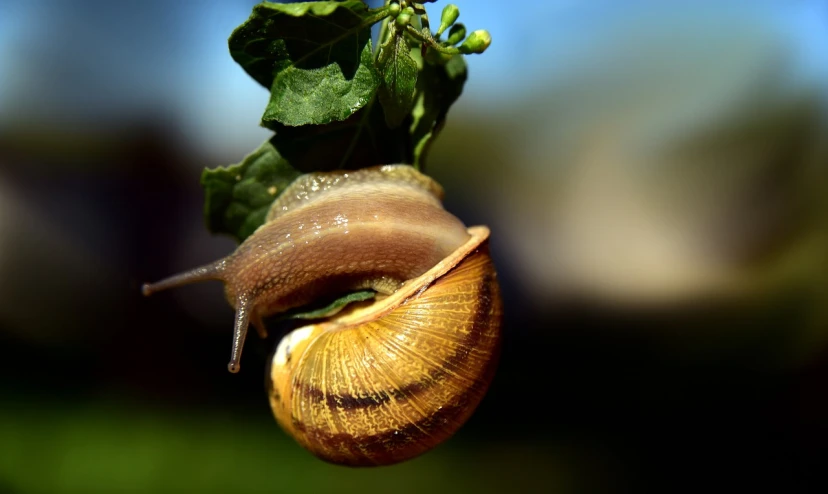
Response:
141,260,227,296
228,295,252,374
251,312,268,339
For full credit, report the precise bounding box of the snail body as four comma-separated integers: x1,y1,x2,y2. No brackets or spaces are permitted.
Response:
142,165,502,466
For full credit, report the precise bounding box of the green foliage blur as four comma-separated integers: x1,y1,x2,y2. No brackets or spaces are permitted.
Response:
0,404,576,493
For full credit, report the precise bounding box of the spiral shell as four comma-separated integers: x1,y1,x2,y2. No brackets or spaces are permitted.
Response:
267,226,501,466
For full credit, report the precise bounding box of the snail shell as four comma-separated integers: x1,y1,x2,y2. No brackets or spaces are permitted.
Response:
142,165,502,466
268,226,500,466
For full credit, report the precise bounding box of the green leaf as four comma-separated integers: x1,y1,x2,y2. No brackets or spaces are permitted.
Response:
377,33,419,128
201,140,301,243
284,290,376,320
409,50,467,169
270,97,411,172
228,1,385,127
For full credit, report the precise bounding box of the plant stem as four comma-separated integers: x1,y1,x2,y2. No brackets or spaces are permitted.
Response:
375,3,393,59
405,25,461,54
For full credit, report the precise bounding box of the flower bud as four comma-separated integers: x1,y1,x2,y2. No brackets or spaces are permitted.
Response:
459,29,491,54
388,2,401,17
436,4,460,36
395,8,413,28
446,23,466,46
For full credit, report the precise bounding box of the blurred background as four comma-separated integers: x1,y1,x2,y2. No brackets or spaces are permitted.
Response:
1,0,827,492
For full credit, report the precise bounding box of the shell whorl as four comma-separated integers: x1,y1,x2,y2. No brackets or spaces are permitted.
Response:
267,227,502,466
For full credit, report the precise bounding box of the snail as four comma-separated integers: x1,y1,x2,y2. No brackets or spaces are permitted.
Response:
142,164,502,466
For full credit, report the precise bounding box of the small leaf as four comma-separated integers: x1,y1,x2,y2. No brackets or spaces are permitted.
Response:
284,290,377,320
409,51,467,169
229,1,383,127
201,140,301,243
377,34,419,128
